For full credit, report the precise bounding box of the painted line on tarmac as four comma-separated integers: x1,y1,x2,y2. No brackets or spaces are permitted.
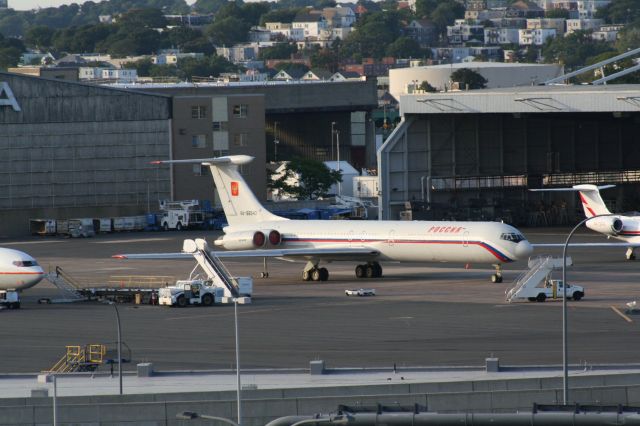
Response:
1,240,67,245
610,306,633,323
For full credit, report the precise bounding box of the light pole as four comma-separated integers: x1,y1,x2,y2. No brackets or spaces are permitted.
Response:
108,302,123,395
273,122,279,163
330,122,336,161
177,412,240,426
336,130,341,196
561,214,606,404
234,298,242,425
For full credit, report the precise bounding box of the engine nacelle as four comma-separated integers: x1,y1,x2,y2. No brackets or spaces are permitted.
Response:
267,230,282,246
588,216,624,236
214,231,266,250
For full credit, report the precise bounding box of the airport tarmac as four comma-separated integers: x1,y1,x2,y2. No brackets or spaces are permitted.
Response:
1,228,640,374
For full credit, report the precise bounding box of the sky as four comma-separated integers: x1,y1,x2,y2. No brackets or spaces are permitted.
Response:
12,0,196,11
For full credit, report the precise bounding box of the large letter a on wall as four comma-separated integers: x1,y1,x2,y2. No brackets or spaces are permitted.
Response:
0,82,21,112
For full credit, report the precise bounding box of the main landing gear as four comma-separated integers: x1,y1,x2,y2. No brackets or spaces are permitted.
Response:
491,264,503,283
355,262,383,279
626,247,636,261
302,261,329,281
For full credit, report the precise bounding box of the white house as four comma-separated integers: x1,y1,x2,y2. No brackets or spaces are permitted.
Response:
518,28,556,45
101,69,137,82
566,18,604,34
292,12,327,38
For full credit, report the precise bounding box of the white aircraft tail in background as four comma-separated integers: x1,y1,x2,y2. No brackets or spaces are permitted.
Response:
530,184,640,260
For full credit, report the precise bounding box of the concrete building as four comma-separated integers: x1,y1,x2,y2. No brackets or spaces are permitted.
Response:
0,72,171,235
389,62,563,99
379,85,640,222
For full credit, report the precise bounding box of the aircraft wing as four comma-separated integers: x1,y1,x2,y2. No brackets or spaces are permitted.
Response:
114,247,380,261
532,242,640,248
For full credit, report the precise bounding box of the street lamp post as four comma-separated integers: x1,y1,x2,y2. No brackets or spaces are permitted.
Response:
561,214,604,404
331,122,336,161
336,130,341,196
234,298,242,425
108,302,123,395
177,412,240,426
273,122,279,163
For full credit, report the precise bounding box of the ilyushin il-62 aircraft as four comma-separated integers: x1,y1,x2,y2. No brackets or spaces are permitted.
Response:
116,155,534,283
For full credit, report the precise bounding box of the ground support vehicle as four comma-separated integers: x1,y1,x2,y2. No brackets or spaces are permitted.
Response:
345,288,376,296
159,200,204,231
0,290,20,309
524,279,585,303
159,280,224,307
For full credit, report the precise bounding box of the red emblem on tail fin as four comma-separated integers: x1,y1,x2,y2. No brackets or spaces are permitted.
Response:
231,181,239,196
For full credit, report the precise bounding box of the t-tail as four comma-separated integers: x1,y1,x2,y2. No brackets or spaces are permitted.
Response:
573,184,613,218
152,156,286,226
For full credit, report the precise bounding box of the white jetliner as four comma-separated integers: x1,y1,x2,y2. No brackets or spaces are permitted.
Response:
116,155,534,283
0,247,45,291
530,184,640,260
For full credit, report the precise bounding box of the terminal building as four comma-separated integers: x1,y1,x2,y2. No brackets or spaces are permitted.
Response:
379,85,640,224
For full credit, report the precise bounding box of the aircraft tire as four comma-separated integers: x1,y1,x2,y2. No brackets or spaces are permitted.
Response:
491,274,503,283
302,270,312,281
355,265,365,278
319,267,329,281
311,268,322,281
365,265,375,278
201,293,214,306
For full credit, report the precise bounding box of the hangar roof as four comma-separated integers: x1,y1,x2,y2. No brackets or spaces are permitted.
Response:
400,84,640,115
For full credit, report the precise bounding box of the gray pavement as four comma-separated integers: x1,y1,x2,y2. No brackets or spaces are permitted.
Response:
1,228,640,374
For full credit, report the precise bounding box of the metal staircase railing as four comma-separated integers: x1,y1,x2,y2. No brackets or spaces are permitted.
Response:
45,266,85,301
201,249,240,297
46,344,105,373
506,256,552,302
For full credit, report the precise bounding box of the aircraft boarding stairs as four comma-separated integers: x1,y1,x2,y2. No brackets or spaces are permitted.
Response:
183,238,248,301
44,266,87,303
505,255,572,303
46,344,106,373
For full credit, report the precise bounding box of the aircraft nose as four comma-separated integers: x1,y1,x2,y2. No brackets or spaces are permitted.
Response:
515,240,533,260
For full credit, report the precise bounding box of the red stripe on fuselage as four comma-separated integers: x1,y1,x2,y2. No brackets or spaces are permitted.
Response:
0,271,44,275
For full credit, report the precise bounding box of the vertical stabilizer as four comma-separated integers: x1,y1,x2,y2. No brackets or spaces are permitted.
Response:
152,156,286,227
573,184,612,217
205,156,285,226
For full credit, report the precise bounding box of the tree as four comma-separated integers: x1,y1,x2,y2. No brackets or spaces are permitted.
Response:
194,0,236,14
545,9,569,19
430,0,465,35
25,25,55,50
542,30,611,69
0,35,24,70
310,47,340,72
450,68,487,89
269,158,342,200
385,37,426,59
341,11,403,59
205,16,250,46
616,23,640,53
118,8,168,29
596,0,640,24
177,55,238,80
258,43,298,60
419,80,437,92
259,8,301,26
414,0,438,18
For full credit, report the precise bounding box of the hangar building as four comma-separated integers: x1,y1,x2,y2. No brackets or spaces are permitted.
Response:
379,85,640,225
0,72,172,236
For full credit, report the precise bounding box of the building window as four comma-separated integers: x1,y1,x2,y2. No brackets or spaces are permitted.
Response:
233,104,248,118
191,106,206,119
193,165,208,176
192,134,206,148
232,133,249,147
213,121,228,131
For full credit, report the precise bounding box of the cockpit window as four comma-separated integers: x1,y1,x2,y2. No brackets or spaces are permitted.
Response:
500,233,525,243
13,260,38,267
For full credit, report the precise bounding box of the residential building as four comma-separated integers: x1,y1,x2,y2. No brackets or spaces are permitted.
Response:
465,9,505,21
272,68,308,81
592,24,624,42
216,45,258,64
153,52,204,65
101,69,137,82
577,0,610,18
519,28,556,45
292,11,327,38
302,69,333,81
322,6,356,27
163,14,214,27
527,18,566,35
447,20,485,44
330,71,365,81
484,27,520,44
506,1,545,18
566,18,604,34
265,22,306,41
489,17,527,29
404,19,438,47
249,28,272,42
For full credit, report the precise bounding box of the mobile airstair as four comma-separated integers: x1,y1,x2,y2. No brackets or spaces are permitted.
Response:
505,255,572,303
182,238,251,302
44,266,87,303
